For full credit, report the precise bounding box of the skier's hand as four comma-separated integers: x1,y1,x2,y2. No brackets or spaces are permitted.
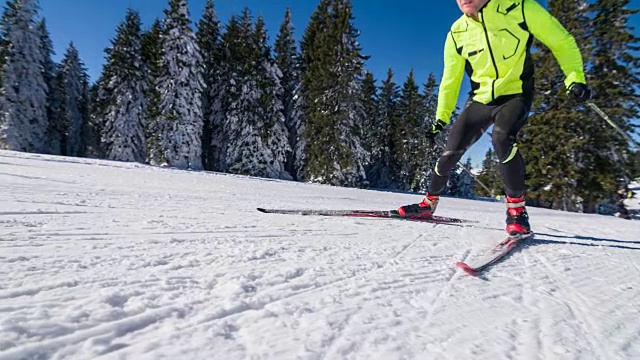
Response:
568,82,592,103
427,119,447,140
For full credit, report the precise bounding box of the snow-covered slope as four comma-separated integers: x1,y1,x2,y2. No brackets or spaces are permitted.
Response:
1,150,639,360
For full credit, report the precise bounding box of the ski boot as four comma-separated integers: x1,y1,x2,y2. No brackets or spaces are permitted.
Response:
505,195,532,235
397,193,440,219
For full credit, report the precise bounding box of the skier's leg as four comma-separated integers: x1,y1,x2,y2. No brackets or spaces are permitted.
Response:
492,96,532,234
491,96,530,198
428,101,493,195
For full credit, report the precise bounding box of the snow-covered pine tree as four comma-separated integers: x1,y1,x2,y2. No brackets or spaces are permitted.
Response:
417,72,440,192
85,82,103,157
581,0,640,211
57,43,88,156
455,158,475,198
300,0,368,187
100,9,147,163
196,0,221,171
395,69,424,191
38,19,59,154
361,71,377,184
219,10,291,179
476,148,502,198
208,14,240,172
519,0,590,211
158,0,204,170
274,7,303,180
142,19,164,166
0,0,48,153
371,68,401,188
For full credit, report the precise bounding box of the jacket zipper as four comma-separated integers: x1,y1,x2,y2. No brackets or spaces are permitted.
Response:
480,11,499,101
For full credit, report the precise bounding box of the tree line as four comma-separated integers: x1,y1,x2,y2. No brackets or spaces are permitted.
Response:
1,0,637,212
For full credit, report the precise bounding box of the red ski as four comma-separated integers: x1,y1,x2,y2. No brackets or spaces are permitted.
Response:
456,232,534,275
256,207,476,225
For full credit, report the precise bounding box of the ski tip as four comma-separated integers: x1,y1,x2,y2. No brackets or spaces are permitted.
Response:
257,208,268,213
456,261,478,276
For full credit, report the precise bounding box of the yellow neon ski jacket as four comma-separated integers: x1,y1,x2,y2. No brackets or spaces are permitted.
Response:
436,0,587,123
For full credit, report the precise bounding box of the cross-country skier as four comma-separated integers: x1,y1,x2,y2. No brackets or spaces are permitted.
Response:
397,0,592,235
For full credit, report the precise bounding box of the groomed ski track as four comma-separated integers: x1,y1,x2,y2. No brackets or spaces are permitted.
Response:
1,150,639,360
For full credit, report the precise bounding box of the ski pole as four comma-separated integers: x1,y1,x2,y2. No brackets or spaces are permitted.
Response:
586,101,640,149
434,139,496,198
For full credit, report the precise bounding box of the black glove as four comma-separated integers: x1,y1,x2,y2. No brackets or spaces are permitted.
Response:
568,82,592,103
427,119,447,141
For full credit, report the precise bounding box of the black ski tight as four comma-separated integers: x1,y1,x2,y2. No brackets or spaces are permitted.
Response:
428,95,531,198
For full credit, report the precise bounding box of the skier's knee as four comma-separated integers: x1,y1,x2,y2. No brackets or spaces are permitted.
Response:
435,150,463,176
492,132,518,164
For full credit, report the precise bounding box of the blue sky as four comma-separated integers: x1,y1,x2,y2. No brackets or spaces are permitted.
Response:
34,0,640,168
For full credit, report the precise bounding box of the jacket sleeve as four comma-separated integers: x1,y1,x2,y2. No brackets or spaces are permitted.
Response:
435,31,465,124
524,0,586,87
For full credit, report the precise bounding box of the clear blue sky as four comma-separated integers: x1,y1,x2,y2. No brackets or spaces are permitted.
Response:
33,0,640,168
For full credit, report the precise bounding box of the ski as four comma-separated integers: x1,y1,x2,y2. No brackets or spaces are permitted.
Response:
256,207,476,224
456,232,534,275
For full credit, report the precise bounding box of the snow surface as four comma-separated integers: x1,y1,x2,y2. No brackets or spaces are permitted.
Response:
1,150,639,360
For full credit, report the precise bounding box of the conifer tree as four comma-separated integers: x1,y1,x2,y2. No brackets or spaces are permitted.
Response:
274,7,303,180
360,71,377,182
519,0,591,210
476,148,502,198
395,69,424,191
99,9,147,163
85,82,103,157
297,1,330,181
58,43,88,157
217,10,291,179
421,72,441,190
0,0,47,153
158,0,204,169
456,157,475,198
208,14,239,171
584,0,640,210
371,68,400,188
141,19,163,165
300,0,367,187
196,0,221,170
38,19,59,154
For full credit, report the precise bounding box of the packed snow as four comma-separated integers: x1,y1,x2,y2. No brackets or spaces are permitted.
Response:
1,150,639,360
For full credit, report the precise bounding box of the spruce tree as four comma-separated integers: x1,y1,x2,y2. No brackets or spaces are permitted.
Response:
85,82,102,157
297,1,330,181
158,0,204,170
372,68,400,188
360,71,377,183
274,7,303,180
476,148,502,198
421,72,441,191
141,19,163,165
38,19,58,154
217,10,291,179
196,0,221,170
58,43,88,157
99,9,147,163
456,158,475,198
519,0,591,210
0,0,47,153
395,69,424,191
584,0,640,211
300,0,368,187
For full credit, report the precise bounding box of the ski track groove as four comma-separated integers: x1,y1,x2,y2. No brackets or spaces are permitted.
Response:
0,305,181,360
421,248,467,330
167,239,418,338
146,230,444,359
521,244,544,360
392,232,426,260
533,253,608,359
